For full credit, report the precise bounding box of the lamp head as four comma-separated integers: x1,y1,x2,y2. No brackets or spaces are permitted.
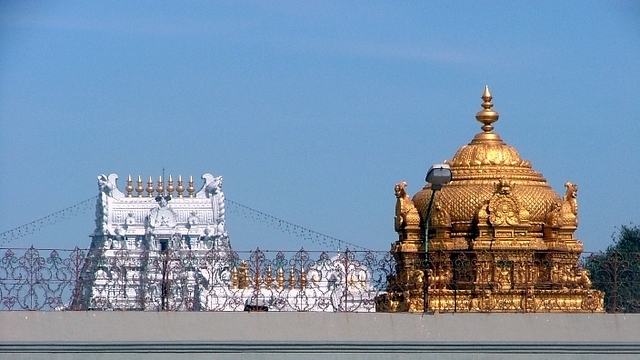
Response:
426,164,452,190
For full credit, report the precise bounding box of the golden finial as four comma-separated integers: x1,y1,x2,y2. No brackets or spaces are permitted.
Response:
156,176,164,196
125,175,133,197
146,177,155,197
166,175,174,196
288,267,296,289
231,266,239,290
136,176,144,197
265,265,273,288
277,267,285,291
475,85,500,135
187,176,195,198
299,267,307,290
176,175,185,198
240,261,249,289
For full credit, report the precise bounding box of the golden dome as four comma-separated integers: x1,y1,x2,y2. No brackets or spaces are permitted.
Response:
384,86,596,314
413,86,561,229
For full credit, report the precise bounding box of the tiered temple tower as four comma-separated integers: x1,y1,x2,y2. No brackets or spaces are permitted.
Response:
91,173,230,254
377,87,604,313
82,173,232,310
80,173,375,311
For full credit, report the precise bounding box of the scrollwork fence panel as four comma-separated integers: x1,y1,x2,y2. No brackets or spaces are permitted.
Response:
0,247,86,310
1,247,639,312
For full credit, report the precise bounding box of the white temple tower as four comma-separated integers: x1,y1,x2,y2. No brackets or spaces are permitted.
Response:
92,173,230,253
81,173,233,310
77,172,375,312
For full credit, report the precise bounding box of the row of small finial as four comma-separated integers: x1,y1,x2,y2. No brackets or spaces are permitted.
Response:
124,175,196,198
231,262,308,291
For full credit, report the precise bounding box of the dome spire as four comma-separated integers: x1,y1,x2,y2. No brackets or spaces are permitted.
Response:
473,85,501,141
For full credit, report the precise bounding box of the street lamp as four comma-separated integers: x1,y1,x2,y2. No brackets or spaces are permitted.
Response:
424,163,453,241
423,163,452,313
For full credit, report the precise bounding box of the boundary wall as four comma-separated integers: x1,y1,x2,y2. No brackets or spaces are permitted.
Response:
2,312,640,359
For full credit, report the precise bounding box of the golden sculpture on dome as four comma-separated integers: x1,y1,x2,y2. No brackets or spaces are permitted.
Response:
376,86,604,313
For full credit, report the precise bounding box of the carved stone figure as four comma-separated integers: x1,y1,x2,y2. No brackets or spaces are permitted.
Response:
487,180,530,227
557,181,579,227
431,202,451,227
577,269,592,289
476,201,490,225
552,264,591,290
496,266,512,290
514,262,528,285
489,197,519,226
564,182,578,216
197,174,227,237
427,268,451,290
545,202,562,228
546,181,579,229
125,212,136,226
98,174,114,197
199,226,216,249
98,174,125,199
147,196,177,229
476,261,492,284
394,182,420,232
187,211,200,227
197,173,223,198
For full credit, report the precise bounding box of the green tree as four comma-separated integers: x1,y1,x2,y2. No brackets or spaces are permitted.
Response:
584,224,640,313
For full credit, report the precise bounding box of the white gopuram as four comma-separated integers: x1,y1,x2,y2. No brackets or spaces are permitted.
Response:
92,173,229,254
85,173,231,310
81,173,375,312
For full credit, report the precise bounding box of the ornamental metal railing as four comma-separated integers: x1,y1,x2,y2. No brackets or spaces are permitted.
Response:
0,247,391,312
0,246,638,312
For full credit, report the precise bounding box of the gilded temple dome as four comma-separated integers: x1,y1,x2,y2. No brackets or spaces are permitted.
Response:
413,86,561,229
382,86,598,314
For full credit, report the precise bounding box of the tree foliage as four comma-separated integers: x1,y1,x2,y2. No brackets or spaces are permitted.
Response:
584,224,640,313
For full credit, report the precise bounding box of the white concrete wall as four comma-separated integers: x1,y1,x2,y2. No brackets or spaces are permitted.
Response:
2,312,640,359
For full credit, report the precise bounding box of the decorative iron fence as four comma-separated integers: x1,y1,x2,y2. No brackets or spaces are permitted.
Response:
0,247,393,312
0,247,86,311
0,247,638,312
583,251,640,313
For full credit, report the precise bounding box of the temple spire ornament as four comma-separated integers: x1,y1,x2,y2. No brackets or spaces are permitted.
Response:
176,175,185,198
147,177,155,198
156,176,164,196
136,176,144,197
474,85,501,142
188,176,195,198
125,175,133,197
167,175,175,196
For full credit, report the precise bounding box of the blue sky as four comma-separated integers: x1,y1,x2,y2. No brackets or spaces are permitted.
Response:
1,1,639,252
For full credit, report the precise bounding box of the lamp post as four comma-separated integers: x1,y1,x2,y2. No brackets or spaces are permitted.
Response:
423,163,452,313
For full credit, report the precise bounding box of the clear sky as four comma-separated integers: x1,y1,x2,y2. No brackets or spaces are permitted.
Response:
1,1,639,252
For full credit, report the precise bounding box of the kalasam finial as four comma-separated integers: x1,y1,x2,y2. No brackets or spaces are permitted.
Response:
167,175,174,196
125,175,133,197
147,177,154,198
156,176,164,196
475,85,500,134
176,175,185,198
136,175,144,197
